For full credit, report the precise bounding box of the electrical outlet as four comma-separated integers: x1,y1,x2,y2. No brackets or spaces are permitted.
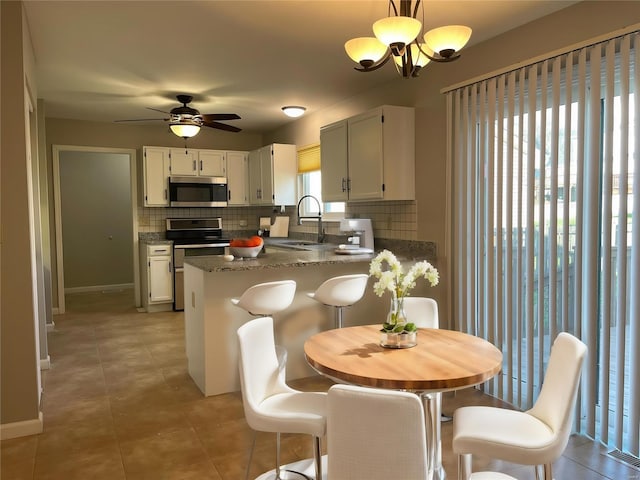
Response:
239,219,248,227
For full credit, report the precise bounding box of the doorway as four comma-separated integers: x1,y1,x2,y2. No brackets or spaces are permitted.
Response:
52,146,139,313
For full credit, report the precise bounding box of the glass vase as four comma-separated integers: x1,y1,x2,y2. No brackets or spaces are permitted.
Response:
386,293,407,326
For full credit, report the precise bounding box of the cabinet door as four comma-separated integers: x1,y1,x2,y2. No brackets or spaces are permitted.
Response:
226,151,249,205
148,256,173,303
143,147,170,206
248,148,263,204
259,145,274,205
271,143,297,206
320,121,349,202
348,109,384,200
198,150,226,177
170,148,198,176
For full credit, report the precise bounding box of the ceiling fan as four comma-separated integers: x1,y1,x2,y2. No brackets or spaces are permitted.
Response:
116,94,241,136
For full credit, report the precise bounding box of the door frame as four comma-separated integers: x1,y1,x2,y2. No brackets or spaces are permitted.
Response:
52,145,139,313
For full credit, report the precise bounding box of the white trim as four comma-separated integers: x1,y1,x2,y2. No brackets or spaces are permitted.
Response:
442,23,640,94
51,145,139,314
0,412,43,440
39,355,51,370
64,283,134,294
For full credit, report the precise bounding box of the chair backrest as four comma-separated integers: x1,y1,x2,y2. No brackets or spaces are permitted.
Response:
237,316,291,431
528,332,587,459
310,274,368,307
403,297,439,328
233,280,296,316
327,384,428,479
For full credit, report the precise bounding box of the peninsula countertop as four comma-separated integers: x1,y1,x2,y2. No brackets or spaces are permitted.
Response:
184,246,373,272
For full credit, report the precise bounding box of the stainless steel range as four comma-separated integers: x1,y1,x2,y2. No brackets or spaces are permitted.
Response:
166,217,229,311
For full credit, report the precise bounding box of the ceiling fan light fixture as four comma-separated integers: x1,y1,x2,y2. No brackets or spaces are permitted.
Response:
282,106,306,118
170,120,201,138
423,25,472,60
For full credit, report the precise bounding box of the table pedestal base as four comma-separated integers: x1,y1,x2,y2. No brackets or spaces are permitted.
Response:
421,392,447,480
254,455,328,480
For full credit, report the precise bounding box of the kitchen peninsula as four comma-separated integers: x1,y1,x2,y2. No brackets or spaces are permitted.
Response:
183,247,386,397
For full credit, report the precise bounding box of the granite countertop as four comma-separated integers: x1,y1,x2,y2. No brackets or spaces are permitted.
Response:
140,238,173,246
184,246,373,272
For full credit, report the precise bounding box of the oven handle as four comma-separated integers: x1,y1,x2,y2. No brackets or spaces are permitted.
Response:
173,243,230,249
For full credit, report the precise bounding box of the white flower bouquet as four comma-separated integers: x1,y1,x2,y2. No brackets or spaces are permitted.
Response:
369,249,439,334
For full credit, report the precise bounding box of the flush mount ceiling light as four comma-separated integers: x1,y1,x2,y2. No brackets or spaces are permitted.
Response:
344,0,472,78
282,106,307,118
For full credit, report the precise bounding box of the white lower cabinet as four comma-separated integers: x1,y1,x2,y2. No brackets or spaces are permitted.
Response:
140,244,173,312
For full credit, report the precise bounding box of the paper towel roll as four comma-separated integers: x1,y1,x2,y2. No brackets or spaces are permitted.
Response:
270,217,289,237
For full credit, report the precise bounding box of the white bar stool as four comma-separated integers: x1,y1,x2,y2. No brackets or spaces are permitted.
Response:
231,280,300,480
307,274,368,328
231,280,297,373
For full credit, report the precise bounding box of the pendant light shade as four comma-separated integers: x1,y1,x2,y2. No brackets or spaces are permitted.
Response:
393,43,431,68
373,16,421,51
345,37,389,65
423,25,472,58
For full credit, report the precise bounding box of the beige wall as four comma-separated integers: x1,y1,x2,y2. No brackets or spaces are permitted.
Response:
1,0,41,427
265,0,640,325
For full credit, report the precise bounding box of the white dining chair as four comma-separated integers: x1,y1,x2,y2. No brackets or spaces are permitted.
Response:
307,274,369,328
453,332,587,480
327,384,429,479
403,296,439,329
237,316,326,480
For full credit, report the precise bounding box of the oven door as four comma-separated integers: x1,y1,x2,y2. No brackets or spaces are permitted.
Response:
172,243,228,311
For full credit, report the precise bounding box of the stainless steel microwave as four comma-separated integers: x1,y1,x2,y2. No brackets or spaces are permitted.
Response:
169,176,228,207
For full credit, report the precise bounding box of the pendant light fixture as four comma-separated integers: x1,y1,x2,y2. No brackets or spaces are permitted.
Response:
344,0,472,78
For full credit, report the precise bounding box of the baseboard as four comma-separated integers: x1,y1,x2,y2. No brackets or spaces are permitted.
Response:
65,283,134,294
46,321,55,332
40,355,51,370
0,412,43,440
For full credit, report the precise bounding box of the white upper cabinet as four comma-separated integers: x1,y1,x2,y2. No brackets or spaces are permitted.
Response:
320,120,349,202
226,150,250,205
169,149,227,177
249,143,297,206
143,146,170,207
321,105,415,202
197,150,227,177
169,148,199,176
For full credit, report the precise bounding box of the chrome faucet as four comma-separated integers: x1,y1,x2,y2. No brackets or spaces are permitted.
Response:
296,194,325,243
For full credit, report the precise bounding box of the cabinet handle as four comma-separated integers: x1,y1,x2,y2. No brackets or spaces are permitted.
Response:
341,178,347,192
347,178,352,192
169,262,172,273
164,189,167,200
193,160,197,171
200,160,203,171
228,190,231,200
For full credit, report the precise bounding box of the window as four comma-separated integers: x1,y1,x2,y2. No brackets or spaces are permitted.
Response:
297,144,345,220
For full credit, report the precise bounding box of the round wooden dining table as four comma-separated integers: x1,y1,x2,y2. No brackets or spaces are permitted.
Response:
304,325,503,480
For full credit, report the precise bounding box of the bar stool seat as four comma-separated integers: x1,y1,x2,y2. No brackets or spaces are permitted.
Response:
231,280,297,316
307,274,368,328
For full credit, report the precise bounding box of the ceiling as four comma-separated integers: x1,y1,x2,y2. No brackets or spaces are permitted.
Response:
23,0,577,134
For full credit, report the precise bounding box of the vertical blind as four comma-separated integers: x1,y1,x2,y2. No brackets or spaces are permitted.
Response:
449,30,639,455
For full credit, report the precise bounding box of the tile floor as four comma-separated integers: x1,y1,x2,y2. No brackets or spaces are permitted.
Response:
2,288,638,480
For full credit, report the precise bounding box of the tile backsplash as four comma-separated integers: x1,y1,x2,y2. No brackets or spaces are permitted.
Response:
137,200,417,240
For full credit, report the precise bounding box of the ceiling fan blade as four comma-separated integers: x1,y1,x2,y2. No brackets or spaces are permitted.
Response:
147,107,171,114
114,118,168,122
201,113,241,122
203,120,242,133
